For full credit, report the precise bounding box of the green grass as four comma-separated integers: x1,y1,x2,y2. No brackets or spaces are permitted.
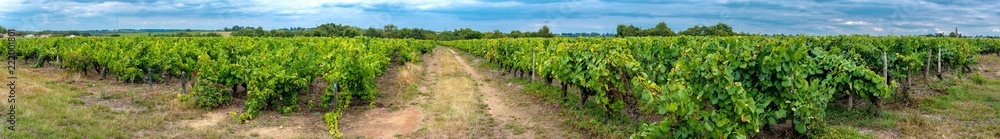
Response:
0,70,143,138
823,68,1000,138
504,123,525,135
825,105,900,129
519,80,642,137
814,126,875,139
0,66,222,138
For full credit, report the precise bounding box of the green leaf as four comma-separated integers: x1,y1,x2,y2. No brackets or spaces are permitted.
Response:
667,103,679,112
775,109,787,119
658,105,667,114
716,118,729,127
794,123,807,133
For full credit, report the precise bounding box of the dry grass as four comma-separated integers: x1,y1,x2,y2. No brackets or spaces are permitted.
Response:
396,63,424,88
0,63,329,138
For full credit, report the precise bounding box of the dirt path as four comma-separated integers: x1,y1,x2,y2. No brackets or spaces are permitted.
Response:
339,46,578,138
446,48,574,138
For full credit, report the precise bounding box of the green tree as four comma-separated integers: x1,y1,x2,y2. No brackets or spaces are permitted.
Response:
510,30,523,38
617,24,642,37
680,25,706,36
455,28,483,39
708,23,733,36
645,22,675,36
537,25,554,38
382,24,398,38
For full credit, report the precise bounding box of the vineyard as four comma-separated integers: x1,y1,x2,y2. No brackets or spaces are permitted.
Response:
0,37,435,137
443,36,998,138
1,35,999,138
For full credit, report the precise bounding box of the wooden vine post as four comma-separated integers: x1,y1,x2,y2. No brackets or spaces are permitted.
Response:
925,49,931,78
147,67,153,89
531,50,536,82
331,79,339,109
883,52,889,89
181,71,187,94
937,48,942,80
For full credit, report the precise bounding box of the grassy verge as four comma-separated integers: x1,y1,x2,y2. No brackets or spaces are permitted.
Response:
824,63,1000,138
0,68,194,138
518,79,642,137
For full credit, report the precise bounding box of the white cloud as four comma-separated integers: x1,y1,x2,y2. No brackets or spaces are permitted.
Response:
0,0,27,13
3,0,1000,35
40,1,182,18
245,0,519,11
843,21,870,25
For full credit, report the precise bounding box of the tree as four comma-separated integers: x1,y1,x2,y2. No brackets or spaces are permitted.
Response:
510,30,523,38
205,32,222,37
679,26,703,36
645,22,675,36
364,27,381,37
382,24,398,38
616,24,642,37
537,25,554,38
0,25,6,33
231,25,243,31
708,23,733,36
455,28,483,40
487,30,506,38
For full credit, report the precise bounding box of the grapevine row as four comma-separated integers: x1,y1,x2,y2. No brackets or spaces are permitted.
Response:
442,36,988,138
1,37,434,137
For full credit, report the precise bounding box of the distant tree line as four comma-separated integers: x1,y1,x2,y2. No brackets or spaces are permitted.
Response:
920,29,967,38
615,22,736,37
10,23,1000,39
152,32,222,37
229,24,437,40
559,32,616,37
435,25,555,41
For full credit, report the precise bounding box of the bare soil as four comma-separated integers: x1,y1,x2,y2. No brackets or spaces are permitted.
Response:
338,47,580,138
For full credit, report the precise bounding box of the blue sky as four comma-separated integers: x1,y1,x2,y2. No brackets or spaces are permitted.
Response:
1,0,999,35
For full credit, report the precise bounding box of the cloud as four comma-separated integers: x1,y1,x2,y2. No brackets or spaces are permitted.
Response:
844,21,870,25
0,0,998,35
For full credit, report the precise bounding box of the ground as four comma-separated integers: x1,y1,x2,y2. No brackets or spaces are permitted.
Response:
0,46,583,138
339,47,578,138
0,47,996,138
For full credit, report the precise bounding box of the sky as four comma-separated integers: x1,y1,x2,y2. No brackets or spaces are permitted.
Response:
1,0,999,35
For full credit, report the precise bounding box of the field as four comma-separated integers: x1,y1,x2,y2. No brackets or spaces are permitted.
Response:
0,36,998,138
